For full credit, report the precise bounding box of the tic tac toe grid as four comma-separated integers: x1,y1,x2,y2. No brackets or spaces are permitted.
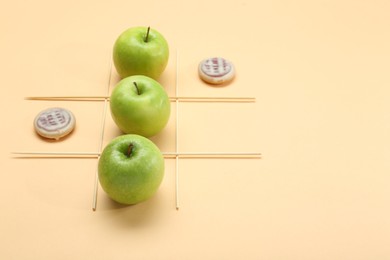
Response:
14,51,262,211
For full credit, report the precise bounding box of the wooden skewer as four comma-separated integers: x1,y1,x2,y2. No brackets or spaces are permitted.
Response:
173,97,255,103
12,151,261,159
175,50,180,210
92,98,108,211
163,152,262,159
92,57,112,211
25,96,255,103
11,151,100,157
25,96,109,101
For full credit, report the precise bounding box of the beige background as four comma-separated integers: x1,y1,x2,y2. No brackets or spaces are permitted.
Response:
2,0,390,259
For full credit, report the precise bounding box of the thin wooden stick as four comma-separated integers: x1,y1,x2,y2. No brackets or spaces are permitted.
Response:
163,152,262,159
92,99,108,211
11,151,100,158
175,49,180,210
25,96,109,101
172,97,255,103
12,151,261,159
92,57,112,211
25,96,255,103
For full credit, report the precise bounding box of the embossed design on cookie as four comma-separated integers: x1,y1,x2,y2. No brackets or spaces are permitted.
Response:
36,108,72,132
200,57,232,77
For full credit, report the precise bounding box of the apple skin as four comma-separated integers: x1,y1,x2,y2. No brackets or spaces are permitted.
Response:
98,134,165,205
110,75,171,137
113,26,169,79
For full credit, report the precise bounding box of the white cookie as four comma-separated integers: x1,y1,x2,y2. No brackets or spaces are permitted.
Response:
34,107,75,140
198,57,235,85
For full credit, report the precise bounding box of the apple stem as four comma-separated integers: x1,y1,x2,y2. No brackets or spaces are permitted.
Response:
144,26,150,42
127,143,134,158
133,82,140,95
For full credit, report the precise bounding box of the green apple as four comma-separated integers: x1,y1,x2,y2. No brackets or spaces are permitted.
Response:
113,26,169,79
98,134,165,205
110,75,171,137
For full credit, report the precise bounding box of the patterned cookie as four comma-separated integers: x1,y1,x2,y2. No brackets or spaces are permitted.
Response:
34,107,75,140
198,57,235,85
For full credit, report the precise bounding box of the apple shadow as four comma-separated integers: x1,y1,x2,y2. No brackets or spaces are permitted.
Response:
149,129,172,147
103,195,133,210
157,73,172,90
99,192,164,229
109,73,121,92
